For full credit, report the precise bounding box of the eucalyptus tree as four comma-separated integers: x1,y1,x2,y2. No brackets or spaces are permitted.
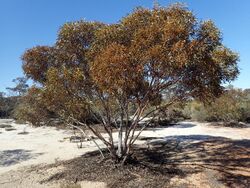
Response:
22,4,239,163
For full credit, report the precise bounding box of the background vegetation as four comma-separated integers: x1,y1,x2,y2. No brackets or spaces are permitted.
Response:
183,87,250,123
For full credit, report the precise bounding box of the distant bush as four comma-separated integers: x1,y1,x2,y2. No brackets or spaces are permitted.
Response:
0,77,29,119
153,102,187,125
183,101,208,121
184,87,250,123
13,87,99,126
0,94,18,118
13,87,55,126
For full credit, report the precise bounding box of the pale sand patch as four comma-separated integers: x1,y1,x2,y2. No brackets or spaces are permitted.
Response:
0,164,106,188
0,119,106,174
79,181,106,188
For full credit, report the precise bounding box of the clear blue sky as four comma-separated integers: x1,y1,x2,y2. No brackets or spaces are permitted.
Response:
0,0,249,92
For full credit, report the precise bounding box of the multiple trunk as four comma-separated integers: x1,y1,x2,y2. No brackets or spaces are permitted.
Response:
67,98,170,164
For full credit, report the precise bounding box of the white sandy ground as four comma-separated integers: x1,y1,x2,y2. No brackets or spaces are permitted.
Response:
0,119,103,174
0,119,249,187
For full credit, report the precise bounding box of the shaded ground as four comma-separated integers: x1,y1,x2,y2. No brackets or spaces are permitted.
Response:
0,149,42,167
0,124,13,128
43,135,250,188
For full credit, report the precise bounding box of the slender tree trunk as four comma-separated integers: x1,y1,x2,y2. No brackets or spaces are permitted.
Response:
117,113,123,158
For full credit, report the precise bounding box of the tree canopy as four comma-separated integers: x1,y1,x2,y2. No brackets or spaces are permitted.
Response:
21,4,239,163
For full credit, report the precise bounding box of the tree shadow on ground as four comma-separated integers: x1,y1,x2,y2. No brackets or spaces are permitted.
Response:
146,122,196,131
143,135,250,188
172,122,197,128
43,135,250,188
0,149,43,167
